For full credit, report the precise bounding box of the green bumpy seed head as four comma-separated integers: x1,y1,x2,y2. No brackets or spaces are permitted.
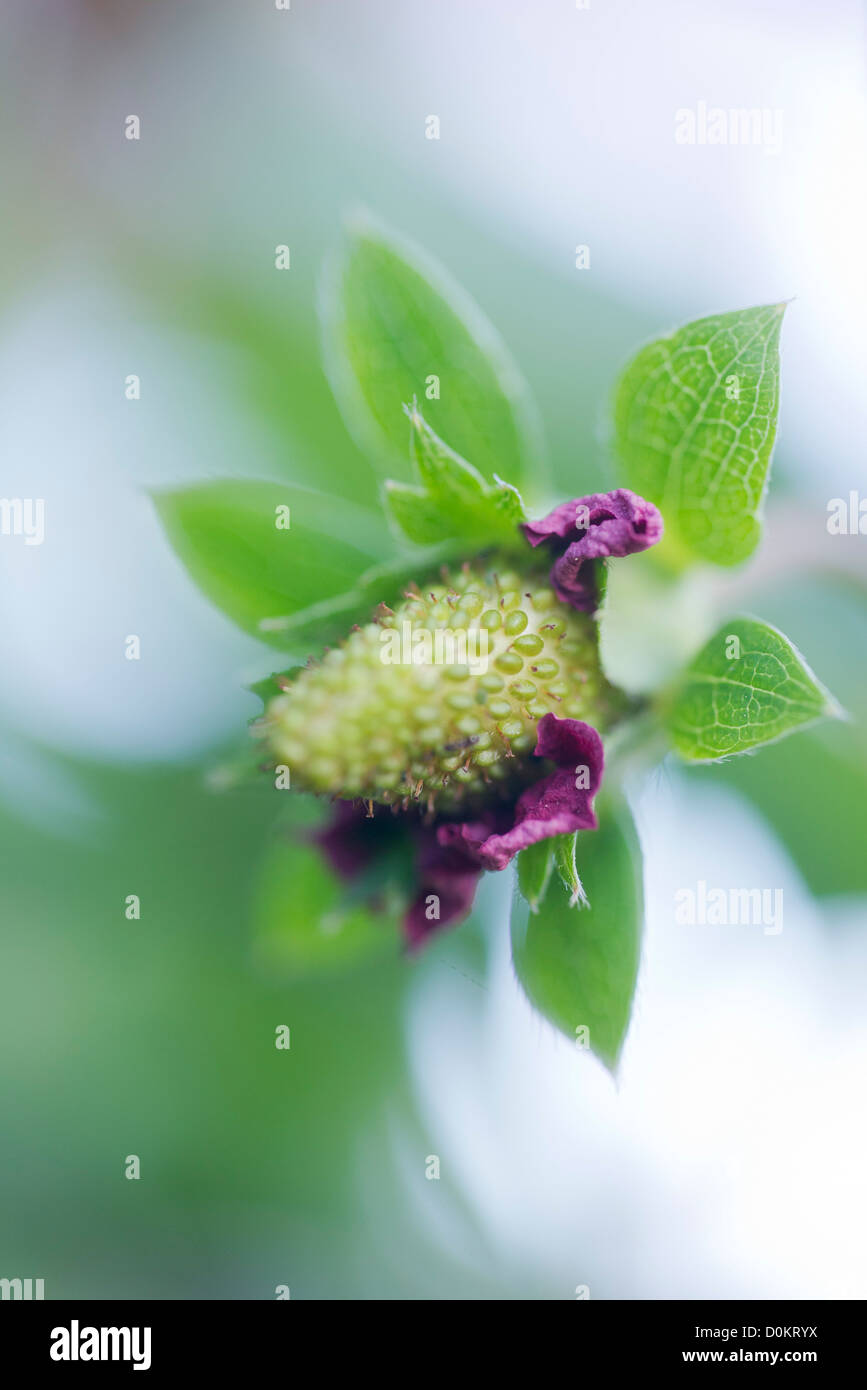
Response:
258,561,626,812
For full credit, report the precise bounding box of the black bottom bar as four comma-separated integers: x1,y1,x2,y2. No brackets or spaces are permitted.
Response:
2,1299,862,1375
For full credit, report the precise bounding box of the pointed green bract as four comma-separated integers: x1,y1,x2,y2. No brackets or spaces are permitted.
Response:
384,406,527,548
666,617,840,761
409,402,491,501
614,303,786,567
247,669,304,706
511,797,643,1073
409,405,526,527
321,213,542,490
552,832,587,906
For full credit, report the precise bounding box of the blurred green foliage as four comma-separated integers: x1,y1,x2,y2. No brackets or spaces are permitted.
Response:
0,751,513,1297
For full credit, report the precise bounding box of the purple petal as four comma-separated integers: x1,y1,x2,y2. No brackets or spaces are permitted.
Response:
313,800,383,878
522,488,664,612
437,715,605,873
436,809,512,859
549,547,601,611
404,830,483,949
313,801,483,948
533,710,606,773
521,498,587,546
522,489,663,551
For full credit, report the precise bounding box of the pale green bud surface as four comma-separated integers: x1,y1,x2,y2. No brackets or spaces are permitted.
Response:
258,561,625,811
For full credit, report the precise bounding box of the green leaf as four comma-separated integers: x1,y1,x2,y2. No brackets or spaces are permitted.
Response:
246,668,304,707
256,543,461,651
614,303,786,567
383,482,449,546
203,735,274,793
153,480,390,650
253,826,399,977
321,212,542,491
511,798,643,1072
666,616,840,762
516,839,554,912
383,406,527,548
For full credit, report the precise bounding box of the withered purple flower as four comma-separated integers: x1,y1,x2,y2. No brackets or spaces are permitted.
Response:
522,489,664,611
319,714,604,949
436,715,603,870
260,489,663,947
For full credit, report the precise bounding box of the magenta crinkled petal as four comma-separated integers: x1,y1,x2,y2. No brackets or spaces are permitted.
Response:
404,831,484,949
312,799,383,878
521,488,663,611
312,801,485,948
438,714,604,873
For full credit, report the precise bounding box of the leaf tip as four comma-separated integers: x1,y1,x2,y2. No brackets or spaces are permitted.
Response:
597,1052,621,1080
825,693,850,724
148,485,172,518
341,202,378,241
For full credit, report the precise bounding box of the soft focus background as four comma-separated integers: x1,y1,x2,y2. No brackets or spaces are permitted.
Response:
1,0,866,1299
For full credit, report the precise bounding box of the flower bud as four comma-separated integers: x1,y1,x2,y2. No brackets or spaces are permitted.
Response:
259,561,625,811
